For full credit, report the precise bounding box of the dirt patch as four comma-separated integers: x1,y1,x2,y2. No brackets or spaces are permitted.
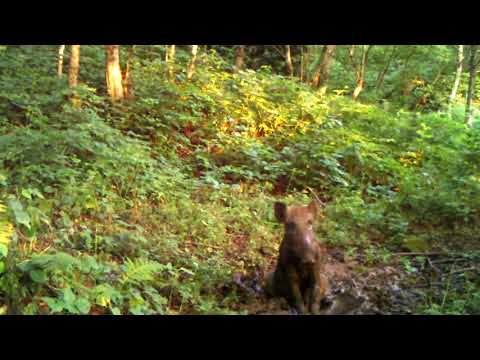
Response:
232,246,425,315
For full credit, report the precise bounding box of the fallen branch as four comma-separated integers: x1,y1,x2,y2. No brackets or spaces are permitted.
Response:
186,242,224,250
414,282,444,288
431,258,469,265
392,252,446,257
427,257,442,274
449,267,477,275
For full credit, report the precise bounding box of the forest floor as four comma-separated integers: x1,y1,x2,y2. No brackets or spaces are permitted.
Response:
227,245,480,315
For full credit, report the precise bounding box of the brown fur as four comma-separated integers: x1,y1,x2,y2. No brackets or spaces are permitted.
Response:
266,199,328,314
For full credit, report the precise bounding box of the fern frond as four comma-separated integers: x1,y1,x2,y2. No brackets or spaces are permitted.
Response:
120,258,163,286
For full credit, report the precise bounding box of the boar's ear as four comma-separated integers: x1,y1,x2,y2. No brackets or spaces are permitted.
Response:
307,200,318,218
274,202,288,223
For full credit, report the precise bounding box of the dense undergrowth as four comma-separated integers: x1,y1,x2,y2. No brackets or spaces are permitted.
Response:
0,46,479,315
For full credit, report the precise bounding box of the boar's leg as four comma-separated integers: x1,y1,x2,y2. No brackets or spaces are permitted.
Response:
286,266,307,314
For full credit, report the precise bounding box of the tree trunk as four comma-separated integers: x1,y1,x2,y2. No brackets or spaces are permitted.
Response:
449,45,464,104
311,45,337,95
285,45,294,77
166,45,176,82
68,45,81,107
376,46,397,90
466,45,478,127
68,45,80,88
401,47,418,95
348,45,356,67
352,45,373,100
235,45,246,71
123,45,135,101
352,78,364,100
57,45,65,79
303,45,312,83
300,46,304,82
105,45,124,102
187,45,199,81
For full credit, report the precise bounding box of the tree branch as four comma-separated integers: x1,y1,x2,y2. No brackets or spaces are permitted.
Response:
271,45,287,59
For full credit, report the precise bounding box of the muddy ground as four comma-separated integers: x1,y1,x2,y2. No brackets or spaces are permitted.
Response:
229,247,479,315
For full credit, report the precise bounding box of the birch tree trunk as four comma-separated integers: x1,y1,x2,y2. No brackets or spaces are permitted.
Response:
448,45,464,104
166,45,176,82
285,45,294,77
466,45,478,127
187,45,199,81
57,45,65,78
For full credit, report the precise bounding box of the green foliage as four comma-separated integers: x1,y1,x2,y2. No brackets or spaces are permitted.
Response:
1,45,479,315
421,281,480,315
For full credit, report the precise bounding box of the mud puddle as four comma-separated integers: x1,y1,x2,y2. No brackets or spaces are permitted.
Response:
231,247,427,315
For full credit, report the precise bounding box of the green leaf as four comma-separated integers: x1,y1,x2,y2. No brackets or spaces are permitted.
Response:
62,212,72,228
74,298,91,314
129,306,144,315
62,287,76,305
0,261,5,274
111,307,121,315
31,188,44,199
51,252,79,270
21,189,32,200
42,297,65,313
0,244,7,258
18,261,32,273
64,303,78,314
30,269,48,284
7,199,31,230
44,186,55,194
